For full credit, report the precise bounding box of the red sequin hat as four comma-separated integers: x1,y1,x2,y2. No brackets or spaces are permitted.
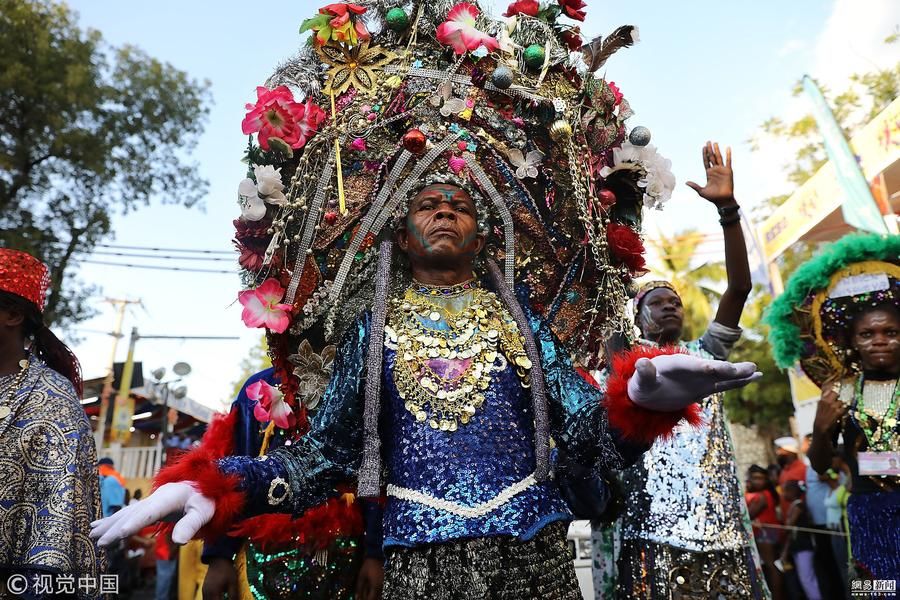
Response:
0,249,51,311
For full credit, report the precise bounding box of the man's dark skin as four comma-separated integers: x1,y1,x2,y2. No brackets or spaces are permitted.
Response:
809,306,900,475
0,306,29,377
637,142,752,343
396,182,486,285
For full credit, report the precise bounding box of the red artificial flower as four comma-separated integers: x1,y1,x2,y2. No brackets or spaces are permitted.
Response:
503,0,539,17
558,0,587,21
606,221,646,273
608,81,623,106
322,3,366,16
242,86,326,151
561,27,583,51
237,244,265,272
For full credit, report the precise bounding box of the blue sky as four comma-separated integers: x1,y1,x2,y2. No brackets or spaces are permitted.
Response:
64,0,899,411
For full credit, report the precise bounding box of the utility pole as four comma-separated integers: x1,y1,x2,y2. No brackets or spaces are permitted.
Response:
94,298,141,449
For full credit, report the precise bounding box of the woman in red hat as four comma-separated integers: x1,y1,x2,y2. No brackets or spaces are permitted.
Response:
0,248,104,598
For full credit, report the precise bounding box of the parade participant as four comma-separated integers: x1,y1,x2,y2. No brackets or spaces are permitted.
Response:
779,482,822,600
93,1,758,596
745,465,783,597
768,233,900,582
592,142,769,599
98,457,127,517
92,179,761,598
199,368,383,600
0,248,104,597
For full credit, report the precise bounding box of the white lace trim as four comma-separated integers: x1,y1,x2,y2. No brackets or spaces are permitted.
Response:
386,473,537,518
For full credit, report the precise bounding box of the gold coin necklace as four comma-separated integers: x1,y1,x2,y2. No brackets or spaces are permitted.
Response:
0,357,30,420
385,282,532,432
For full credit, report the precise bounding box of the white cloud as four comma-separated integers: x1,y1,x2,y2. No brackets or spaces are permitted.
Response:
744,0,900,214
812,0,900,90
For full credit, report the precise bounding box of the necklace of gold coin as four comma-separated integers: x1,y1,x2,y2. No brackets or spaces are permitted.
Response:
385,284,532,432
0,357,30,419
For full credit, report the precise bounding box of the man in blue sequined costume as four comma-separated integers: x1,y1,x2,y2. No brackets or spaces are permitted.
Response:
93,180,762,599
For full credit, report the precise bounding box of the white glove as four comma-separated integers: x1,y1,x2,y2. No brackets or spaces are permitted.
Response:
627,353,760,412
90,482,214,546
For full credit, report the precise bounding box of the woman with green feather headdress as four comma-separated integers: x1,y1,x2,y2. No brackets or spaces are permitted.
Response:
766,233,900,583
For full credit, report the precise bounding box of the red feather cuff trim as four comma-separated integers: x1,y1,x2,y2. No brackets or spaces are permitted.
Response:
604,345,703,445
153,447,246,541
229,495,365,552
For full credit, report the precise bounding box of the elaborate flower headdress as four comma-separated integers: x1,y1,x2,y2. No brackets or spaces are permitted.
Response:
766,233,900,386
231,0,674,418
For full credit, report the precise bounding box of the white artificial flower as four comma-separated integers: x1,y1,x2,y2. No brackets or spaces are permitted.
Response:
567,51,589,75
238,179,267,221
237,165,288,221
631,27,640,44
600,142,675,210
253,165,287,205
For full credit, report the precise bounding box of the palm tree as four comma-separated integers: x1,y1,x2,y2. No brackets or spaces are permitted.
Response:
642,228,725,341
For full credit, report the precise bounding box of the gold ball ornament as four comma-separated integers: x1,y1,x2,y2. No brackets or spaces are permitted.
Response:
549,119,573,141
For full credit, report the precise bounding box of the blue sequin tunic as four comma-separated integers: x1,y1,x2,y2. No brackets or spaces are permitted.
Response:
220,292,636,550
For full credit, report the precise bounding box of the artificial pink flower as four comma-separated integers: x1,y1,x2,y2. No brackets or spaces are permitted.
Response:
248,380,297,430
242,86,325,151
296,99,327,142
436,3,500,55
503,0,539,17
238,278,292,333
558,0,587,21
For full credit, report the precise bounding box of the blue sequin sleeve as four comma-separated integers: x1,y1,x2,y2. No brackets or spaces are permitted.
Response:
218,314,370,517
528,307,648,473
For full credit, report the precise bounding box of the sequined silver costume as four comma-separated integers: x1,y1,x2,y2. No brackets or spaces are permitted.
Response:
592,322,770,599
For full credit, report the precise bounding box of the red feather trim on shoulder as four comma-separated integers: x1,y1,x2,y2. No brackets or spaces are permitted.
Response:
198,408,239,459
229,495,365,551
153,446,246,541
603,345,703,445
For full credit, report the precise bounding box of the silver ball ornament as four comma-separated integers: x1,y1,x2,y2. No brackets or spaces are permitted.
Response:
629,126,652,147
490,65,514,90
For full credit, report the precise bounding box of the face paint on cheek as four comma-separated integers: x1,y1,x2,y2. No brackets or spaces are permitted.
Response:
640,304,662,335
405,219,434,252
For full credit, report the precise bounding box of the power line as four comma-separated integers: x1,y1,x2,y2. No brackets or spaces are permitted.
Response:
48,242,235,255
92,250,234,262
95,243,233,255
80,259,237,275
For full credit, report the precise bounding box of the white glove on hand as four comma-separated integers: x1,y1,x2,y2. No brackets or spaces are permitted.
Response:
627,353,760,412
90,482,214,546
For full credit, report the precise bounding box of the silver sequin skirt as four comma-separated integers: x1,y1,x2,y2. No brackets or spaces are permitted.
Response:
616,539,768,599
382,521,581,599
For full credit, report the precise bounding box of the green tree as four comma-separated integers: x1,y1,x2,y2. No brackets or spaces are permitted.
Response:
0,0,212,327
229,335,272,402
644,229,725,341
723,288,793,440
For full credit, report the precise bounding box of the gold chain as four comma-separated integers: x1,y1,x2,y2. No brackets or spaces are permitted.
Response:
386,285,531,432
